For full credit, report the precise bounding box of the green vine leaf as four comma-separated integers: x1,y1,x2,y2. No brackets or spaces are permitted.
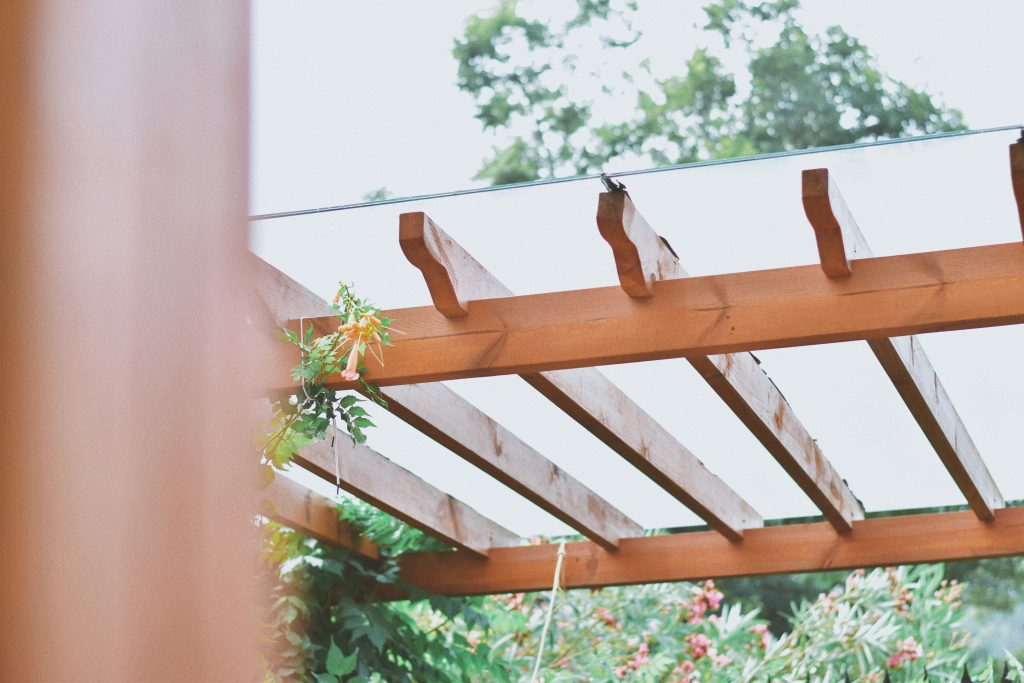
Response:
260,283,394,473
325,639,357,677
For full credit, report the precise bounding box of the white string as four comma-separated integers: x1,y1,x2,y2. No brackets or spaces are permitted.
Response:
530,540,567,682
332,416,340,496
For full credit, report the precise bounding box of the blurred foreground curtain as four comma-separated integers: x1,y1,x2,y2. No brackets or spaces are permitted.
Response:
0,3,255,680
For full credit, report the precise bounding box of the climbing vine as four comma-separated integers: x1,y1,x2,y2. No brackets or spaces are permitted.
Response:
261,283,394,481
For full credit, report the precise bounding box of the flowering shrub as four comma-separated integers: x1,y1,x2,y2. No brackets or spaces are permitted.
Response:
483,564,983,682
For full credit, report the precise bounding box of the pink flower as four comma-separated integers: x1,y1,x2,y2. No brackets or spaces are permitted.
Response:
703,580,724,609
750,624,771,650
887,636,922,669
712,652,732,667
687,633,711,660
340,347,360,381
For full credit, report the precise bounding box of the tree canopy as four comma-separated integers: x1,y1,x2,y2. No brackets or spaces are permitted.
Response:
454,0,964,185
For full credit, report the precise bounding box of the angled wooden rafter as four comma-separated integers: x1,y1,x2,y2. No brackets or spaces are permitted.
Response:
1012,136,1024,237
389,506,1024,597
260,475,379,561
255,255,641,549
597,191,863,533
293,426,519,557
400,212,762,540
802,168,1004,521
274,241,1024,388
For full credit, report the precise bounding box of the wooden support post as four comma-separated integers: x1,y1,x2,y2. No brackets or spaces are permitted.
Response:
0,3,254,678
1011,136,1024,238
255,257,641,549
261,475,379,561
598,192,863,533
390,506,1024,597
292,425,519,557
802,168,1004,520
400,212,762,540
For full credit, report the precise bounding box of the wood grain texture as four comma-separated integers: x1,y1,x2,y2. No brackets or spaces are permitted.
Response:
1012,140,1024,238
399,212,503,317
379,383,643,549
802,168,871,277
293,427,519,557
261,475,379,560
801,168,1003,520
522,369,760,539
254,256,640,549
398,212,759,540
278,242,1024,388
868,335,1003,519
596,191,679,297
597,191,863,533
688,353,863,532
391,506,1024,596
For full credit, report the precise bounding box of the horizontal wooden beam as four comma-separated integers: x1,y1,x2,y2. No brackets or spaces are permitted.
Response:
277,241,1024,389
1012,138,1024,238
802,168,1004,521
294,427,519,557
598,191,863,533
260,475,379,561
392,506,1024,596
254,255,641,549
400,211,759,540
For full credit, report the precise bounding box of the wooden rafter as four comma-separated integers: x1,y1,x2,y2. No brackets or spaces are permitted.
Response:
260,475,379,561
275,242,1024,388
597,191,863,533
802,168,1004,520
255,255,641,549
1012,136,1024,237
376,382,642,549
293,426,519,557
400,211,761,540
389,506,1024,597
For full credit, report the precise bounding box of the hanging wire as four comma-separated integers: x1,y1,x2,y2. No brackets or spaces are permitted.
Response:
531,540,567,682
248,125,1022,222
332,416,341,496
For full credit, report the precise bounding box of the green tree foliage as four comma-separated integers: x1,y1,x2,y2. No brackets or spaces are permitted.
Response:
454,0,964,185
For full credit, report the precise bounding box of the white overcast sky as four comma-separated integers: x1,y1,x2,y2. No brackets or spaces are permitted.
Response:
251,2,1024,536
251,0,1023,215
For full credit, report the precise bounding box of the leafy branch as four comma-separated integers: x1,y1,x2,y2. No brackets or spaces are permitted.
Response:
261,283,394,481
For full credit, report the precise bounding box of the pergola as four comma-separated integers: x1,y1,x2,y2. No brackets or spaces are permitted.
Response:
255,134,1024,598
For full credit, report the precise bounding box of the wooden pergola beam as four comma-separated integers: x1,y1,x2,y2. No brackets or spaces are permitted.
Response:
390,506,1024,597
802,168,1004,521
400,212,761,540
598,191,863,533
1012,136,1024,237
255,256,641,549
260,475,379,561
293,426,519,557
378,383,642,549
275,242,1024,390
